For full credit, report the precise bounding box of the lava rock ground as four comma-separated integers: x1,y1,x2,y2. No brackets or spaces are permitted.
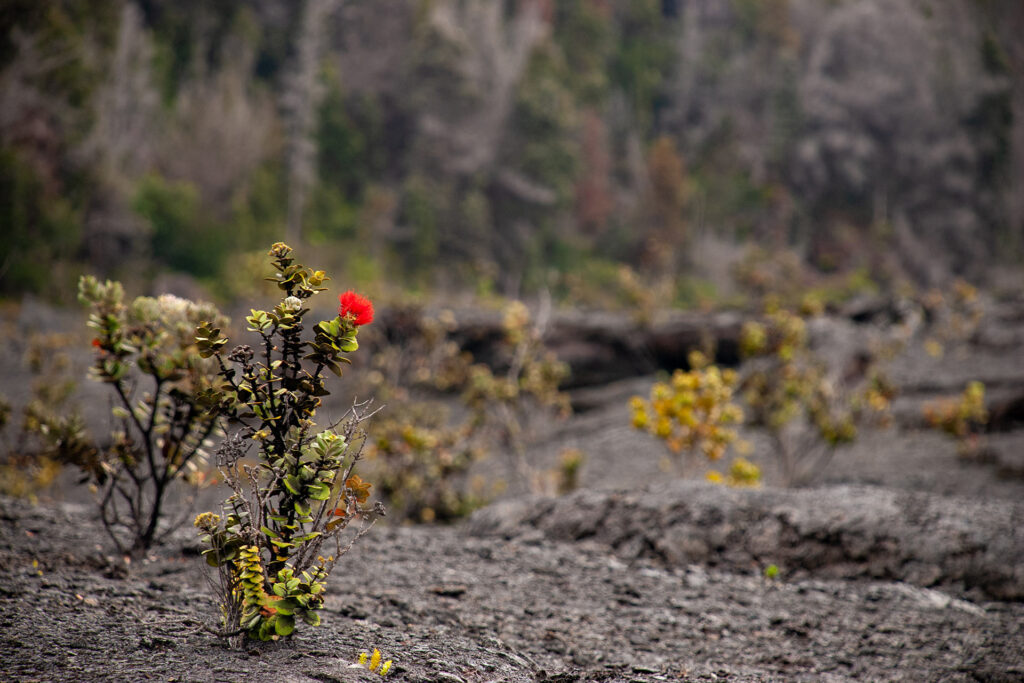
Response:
2,483,1022,682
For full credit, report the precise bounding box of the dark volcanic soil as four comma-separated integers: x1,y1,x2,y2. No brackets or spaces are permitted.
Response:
2,484,1023,683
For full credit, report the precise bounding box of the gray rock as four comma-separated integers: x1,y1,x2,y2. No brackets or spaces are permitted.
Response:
468,481,1024,600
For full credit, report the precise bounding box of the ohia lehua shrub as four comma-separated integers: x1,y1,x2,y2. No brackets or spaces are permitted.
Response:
193,243,383,641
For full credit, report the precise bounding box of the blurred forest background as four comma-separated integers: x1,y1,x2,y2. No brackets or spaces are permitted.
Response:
2,0,1023,307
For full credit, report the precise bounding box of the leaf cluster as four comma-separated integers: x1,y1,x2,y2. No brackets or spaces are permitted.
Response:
358,648,393,677
630,350,749,481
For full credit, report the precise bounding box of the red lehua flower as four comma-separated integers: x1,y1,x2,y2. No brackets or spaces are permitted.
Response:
91,338,101,348
338,291,374,326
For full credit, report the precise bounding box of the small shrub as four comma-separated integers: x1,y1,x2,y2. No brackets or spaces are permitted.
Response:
364,401,485,523
555,447,585,494
630,350,752,483
193,243,383,643
739,309,893,485
359,306,488,523
38,279,228,556
0,332,81,499
361,300,575,518
616,265,676,324
923,380,988,458
918,279,984,357
462,300,572,491
705,456,762,488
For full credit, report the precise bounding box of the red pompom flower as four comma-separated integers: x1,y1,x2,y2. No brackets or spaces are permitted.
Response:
338,291,374,326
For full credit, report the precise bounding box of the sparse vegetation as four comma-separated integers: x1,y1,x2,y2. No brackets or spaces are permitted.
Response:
924,381,989,458
0,3,1022,680
0,332,81,499
739,309,894,486
463,300,572,492
357,306,488,523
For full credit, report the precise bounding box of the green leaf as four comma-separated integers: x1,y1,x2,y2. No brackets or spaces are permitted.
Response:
307,482,331,500
272,582,288,597
283,475,301,496
258,620,274,641
302,611,321,626
273,598,297,615
260,525,279,539
274,615,295,636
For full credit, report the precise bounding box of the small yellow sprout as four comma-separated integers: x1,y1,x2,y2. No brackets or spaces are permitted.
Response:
359,649,392,677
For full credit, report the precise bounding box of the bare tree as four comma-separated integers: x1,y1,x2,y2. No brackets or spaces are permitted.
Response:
283,0,340,244
414,0,547,176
